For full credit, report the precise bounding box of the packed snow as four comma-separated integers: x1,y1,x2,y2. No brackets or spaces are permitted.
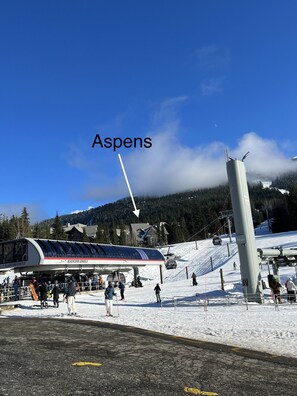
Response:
1,222,297,359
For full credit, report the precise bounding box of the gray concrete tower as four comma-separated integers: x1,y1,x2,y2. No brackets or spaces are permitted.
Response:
226,157,262,302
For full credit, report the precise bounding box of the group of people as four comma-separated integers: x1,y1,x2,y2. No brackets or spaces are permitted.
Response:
104,280,162,317
270,276,297,303
28,277,77,314
6,272,164,316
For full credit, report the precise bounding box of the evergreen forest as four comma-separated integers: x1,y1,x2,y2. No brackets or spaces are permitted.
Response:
1,172,297,245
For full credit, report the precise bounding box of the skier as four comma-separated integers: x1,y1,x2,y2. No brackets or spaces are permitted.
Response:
154,283,161,303
64,279,77,316
51,281,60,308
104,281,116,317
118,281,125,301
191,272,198,286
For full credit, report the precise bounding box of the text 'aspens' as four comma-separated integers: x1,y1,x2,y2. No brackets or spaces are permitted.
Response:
91,134,152,151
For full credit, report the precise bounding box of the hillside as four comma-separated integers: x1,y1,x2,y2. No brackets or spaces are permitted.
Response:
40,182,284,243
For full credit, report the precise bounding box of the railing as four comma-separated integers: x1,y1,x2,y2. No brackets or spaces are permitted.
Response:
0,281,105,304
158,292,297,311
0,286,30,303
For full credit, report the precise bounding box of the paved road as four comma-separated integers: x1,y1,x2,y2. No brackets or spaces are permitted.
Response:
0,317,296,396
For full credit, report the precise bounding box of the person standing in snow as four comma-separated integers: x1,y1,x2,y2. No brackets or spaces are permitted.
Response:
51,281,60,308
64,279,77,316
12,276,20,301
271,278,282,304
154,283,161,303
104,281,116,316
118,281,125,301
285,278,296,303
191,272,198,286
39,282,48,308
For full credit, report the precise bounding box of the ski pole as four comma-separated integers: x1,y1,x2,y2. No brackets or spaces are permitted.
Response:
115,292,119,317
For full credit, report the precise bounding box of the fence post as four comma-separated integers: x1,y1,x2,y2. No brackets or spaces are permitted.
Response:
173,297,177,310
195,293,199,304
186,266,188,279
220,268,224,291
227,243,230,257
244,286,248,310
210,256,213,271
204,299,208,311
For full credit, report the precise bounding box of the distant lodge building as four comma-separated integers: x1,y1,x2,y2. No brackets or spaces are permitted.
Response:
60,222,169,247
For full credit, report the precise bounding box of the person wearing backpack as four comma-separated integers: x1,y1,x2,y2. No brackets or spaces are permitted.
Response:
104,281,116,317
64,279,77,316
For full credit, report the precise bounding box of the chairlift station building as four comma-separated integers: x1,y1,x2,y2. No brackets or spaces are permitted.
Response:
0,238,165,278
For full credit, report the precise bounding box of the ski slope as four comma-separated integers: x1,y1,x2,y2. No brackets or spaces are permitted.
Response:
2,223,297,359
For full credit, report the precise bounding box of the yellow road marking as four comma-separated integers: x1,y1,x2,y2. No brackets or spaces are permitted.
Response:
184,386,218,395
72,362,102,367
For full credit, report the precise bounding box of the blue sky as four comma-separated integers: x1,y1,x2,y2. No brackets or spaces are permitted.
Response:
1,0,297,222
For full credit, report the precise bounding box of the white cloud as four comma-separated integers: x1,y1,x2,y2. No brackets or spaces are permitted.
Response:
194,44,230,70
151,96,188,125
200,77,225,96
119,131,297,198
227,132,297,181
82,98,297,203
64,142,89,171
124,129,227,196
70,206,94,214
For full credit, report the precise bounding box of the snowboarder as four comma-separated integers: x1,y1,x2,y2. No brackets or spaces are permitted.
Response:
191,272,198,286
154,283,161,303
104,281,116,316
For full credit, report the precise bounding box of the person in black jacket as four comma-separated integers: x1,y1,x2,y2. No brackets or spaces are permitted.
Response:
39,282,48,308
118,281,125,301
191,272,198,286
154,283,161,303
51,281,60,308
63,279,77,316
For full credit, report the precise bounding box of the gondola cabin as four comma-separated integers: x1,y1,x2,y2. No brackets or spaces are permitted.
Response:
212,236,222,246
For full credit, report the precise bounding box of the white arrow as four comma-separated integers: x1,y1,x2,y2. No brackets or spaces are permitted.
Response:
118,154,140,218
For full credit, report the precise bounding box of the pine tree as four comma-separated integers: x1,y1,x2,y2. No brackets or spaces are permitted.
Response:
52,213,66,240
82,228,89,242
0,215,15,241
109,224,119,245
20,207,31,237
287,185,297,230
95,227,109,243
32,223,50,239
118,222,127,245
